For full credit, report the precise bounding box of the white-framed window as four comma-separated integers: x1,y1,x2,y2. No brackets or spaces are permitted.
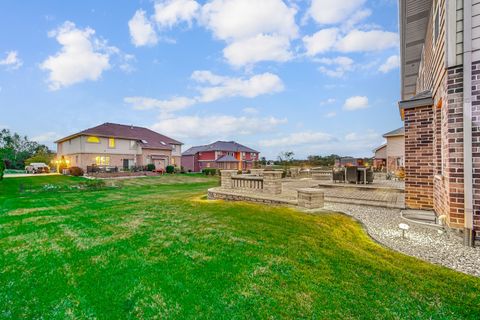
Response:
95,156,110,165
108,138,115,149
129,141,136,149
433,5,439,45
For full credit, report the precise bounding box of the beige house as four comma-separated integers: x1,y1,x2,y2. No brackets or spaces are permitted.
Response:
373,127,405,172
55,123,182,171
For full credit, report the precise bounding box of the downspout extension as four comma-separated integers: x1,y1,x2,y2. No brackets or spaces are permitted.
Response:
463,0,475,246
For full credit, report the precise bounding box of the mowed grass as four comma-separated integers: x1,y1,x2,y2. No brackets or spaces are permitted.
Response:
1,175,479,319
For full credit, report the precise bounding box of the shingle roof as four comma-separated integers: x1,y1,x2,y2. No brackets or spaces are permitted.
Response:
215,155,238,162
383,127,405,137
55,122,182,149
182,141,258,156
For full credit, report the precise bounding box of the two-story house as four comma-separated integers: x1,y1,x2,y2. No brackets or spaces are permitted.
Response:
398,0,480,245
55,123,182,171
181,141,259,172
373,127,405,172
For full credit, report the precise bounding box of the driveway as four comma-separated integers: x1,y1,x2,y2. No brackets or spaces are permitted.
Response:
3,173,60,178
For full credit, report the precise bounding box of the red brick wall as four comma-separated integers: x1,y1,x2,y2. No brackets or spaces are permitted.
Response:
471,61,480,239
404,106,435,209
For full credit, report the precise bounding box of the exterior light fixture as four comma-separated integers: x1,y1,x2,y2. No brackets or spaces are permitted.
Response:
399,223,410,239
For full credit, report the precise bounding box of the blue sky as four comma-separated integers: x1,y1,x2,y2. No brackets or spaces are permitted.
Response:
0,0,402,159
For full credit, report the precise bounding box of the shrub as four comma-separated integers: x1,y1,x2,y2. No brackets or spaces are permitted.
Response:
202,168,217,176
69,166,84,177
0,160,4,181
166,165,175,174
146,164,155,171
79,179,106,190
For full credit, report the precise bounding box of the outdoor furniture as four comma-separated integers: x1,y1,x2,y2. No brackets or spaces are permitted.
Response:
332,168,345,183
358,167,374,184
346,166,358,183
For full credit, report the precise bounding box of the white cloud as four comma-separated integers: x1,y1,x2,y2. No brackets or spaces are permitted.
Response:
32,132,62,143
0,51,23,69
320,98,336,105
308,0,366,25
128,10,158,47
303,28,339,56
192,71,284,102
200,0,298,41
325,111,337,118
152,114,287,138
223,34,292,67
336,29,398,52
379,55,400,73
259,131,335,147
154,0,200,28
317,56,354,77
124,96,196,113
343,96,369,111
243,107,258,114
344,130,382,147
40,21,111,90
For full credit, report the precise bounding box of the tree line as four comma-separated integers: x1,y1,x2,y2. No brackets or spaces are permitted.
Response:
0,129,54,170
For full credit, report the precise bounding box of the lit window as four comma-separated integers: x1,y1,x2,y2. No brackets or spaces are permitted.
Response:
95,156,110,165
87,136,100,143
109,138,115,148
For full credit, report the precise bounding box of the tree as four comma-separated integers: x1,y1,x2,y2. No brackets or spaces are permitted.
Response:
24,150,54,166
0,129,52,169
0,160,4,181
278,151,294,164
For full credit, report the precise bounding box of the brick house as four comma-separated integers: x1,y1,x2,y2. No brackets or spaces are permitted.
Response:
55,123,182,171
181,141,259,172
373,127,405,172
398,0,479,245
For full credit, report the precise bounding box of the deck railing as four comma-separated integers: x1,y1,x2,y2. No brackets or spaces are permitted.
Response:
231,175,264,189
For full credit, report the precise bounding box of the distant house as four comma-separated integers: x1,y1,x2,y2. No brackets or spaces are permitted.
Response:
55,123,182,171
381,127,405,172
182,141,259,172
373,144,387,169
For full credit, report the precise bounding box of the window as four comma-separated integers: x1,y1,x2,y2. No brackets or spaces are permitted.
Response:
95,156,110,165
433,8,439,45
130,141,136,149
108,138,115,148
87,136,100,143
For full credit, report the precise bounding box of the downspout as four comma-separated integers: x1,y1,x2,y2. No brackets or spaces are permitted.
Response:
463,0,475,246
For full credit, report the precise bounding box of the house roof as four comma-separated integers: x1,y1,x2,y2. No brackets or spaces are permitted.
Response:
399,0,433,100
372,144,387,153
55,122,182,149
182,141,259,156
383,127,405,138
215,155,238,162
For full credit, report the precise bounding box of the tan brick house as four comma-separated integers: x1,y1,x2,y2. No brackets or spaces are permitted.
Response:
398,0,479,245
55,123,182,171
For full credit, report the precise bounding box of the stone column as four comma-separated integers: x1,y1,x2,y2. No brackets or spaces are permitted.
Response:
263,170,283,194
297,188,324,209
220,170,237,189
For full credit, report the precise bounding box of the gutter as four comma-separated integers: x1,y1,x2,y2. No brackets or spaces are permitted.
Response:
463,0,475,246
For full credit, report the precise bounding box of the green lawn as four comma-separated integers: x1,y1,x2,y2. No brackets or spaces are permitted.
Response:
1,175,479,319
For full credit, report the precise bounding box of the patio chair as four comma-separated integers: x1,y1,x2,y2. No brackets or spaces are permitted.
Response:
332,168,345,183
358,168,374,184
366,168,374,184
346,166,358,184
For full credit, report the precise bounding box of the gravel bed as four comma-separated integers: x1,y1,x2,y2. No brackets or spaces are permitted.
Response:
323,202,480,277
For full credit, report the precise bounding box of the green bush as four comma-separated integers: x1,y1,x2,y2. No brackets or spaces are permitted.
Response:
79,179,106,190
146,164,155,171
69,167,84,177
0,160,5,181
166,165,175,174
202,168,217,176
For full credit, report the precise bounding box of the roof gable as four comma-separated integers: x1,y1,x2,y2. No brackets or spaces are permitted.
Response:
182,141,259,156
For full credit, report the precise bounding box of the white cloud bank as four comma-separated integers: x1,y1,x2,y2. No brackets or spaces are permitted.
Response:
128,10,158,47
259,131,335,148
379,55,400,73
152,115,287,139
0,51,23,69
343,96,369,111
154,0,200,28
308,0,366,25
124,71,284,112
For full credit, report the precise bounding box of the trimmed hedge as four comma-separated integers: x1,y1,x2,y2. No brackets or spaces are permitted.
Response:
202,168,218,176
146,164,155,171
69,167,84,177
166,165,175,174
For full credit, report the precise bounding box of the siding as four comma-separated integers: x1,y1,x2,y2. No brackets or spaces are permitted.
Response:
472,0,480,60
